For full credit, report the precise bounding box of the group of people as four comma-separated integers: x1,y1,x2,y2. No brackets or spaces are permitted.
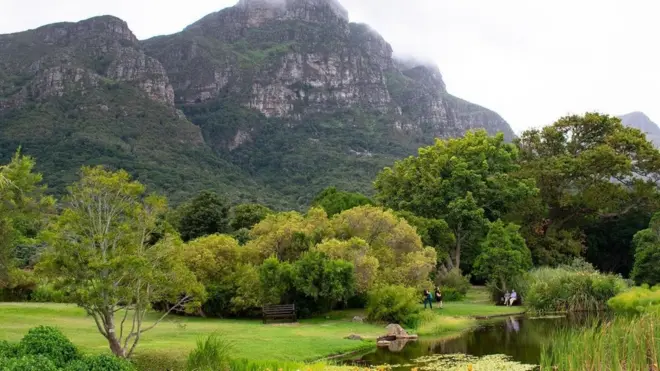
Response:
422,287,443,309
502,290,518,306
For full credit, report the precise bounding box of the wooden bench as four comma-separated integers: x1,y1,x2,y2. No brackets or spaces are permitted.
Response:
263,304,297,324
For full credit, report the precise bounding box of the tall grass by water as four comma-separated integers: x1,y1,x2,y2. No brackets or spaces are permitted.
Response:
524,265,628,313
540,314,660,370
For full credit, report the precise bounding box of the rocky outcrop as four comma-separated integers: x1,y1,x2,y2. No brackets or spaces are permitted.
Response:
0,16,175,109
143,0,514,145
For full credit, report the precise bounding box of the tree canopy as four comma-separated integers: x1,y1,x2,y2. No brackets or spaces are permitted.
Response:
515,113,660,265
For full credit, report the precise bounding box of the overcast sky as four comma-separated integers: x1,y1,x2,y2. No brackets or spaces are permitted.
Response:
2,0,658,133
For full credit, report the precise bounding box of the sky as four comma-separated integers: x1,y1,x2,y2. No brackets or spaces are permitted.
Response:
2,0,659,134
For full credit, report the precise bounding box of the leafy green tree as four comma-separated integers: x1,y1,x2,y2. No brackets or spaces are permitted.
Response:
330,206,436,289
516,113,660,265
375,130,536,272
311,187,373,217
0,150,54,287
631,213,660,286
230,204,273,231
473,220,532,294
38,166,204,358
313,238,379,294
175,191,229,242
396,211,455,265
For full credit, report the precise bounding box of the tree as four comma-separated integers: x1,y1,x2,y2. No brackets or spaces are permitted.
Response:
330,206,436,289
515,113,660,265
175,191,229,242
473,220,532,294
313,238,379,294
631,213,660,286
375,131,535,272
230,204,273,231
0,150,54,287
38,166,204,358
311,187,373,217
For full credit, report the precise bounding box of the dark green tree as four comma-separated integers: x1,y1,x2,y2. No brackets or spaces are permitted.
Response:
473,220,532,294
631,213,660,286
176,191,230,242
375,130,536,271
230,203,273,231
515,113,660,265
311,187,373,217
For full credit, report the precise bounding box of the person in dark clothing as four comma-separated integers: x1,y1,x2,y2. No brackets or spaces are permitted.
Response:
435,287,443,309
423,289,433,309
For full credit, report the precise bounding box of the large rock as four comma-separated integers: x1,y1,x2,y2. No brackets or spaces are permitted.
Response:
385,324,408,337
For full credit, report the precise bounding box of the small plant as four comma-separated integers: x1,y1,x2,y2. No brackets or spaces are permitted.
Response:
366,285,421,328
18,326,80,368
186,333,234,371
65,354,136,371
0,354,59,371
435,268,470,301
0,340,18,358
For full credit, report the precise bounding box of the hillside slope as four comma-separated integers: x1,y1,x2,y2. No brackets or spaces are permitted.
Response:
0,0,515,208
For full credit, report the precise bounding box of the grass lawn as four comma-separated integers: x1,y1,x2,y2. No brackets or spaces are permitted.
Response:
0,287,524,370
0,303,384,370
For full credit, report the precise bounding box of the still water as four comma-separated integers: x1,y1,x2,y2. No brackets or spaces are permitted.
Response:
350,314,605,367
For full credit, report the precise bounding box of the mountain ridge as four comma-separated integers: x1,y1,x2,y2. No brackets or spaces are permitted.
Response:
619,112,660,146
0,1,515,208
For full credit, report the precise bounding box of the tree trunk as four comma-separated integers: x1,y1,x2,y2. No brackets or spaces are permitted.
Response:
104,313,126,358
454,237,461,269
107,333,126,358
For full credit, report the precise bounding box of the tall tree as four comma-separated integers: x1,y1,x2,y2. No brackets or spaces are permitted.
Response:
230,203,273,231
473,220,532,294
375,130,536,271
0,149,54,286
38,166,204,358
175,190,229,242
515,113,660,265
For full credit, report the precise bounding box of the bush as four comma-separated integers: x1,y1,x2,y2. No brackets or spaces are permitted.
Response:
607,284,660,315
64,355,136,371
0,340,18,358
435,268,470,301
31,283,69,303
0,355,59,371
18,326,80,367
186,334,233,371
525,266,628,313
366,285,421,328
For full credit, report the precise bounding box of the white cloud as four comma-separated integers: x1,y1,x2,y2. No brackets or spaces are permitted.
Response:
2,0,659,133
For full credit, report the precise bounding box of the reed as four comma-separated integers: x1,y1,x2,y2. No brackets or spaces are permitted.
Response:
540,314,660,370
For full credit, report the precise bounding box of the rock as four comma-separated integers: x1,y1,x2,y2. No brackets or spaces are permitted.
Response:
345,334,363,341
377,340,391,347
352,316,365,323
385,324,408,337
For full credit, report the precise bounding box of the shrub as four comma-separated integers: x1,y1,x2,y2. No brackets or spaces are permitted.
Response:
435,268,470,301
64,355,136,371
0,340,18,358
31,283,69,303
18,326,80,367
366,285,421,328
607,284,660,315
0,355,59,371
186,334,233,371
525,266,628,313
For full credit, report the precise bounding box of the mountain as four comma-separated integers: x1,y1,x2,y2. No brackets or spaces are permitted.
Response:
0,0,515,208
619,112,660,146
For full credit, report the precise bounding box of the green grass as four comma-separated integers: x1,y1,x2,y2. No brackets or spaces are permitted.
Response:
0,287,520,370
0,303,384,370
540,313,660,370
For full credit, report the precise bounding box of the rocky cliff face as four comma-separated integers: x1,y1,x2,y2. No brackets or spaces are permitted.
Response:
0,16,175,109
143,0,514,144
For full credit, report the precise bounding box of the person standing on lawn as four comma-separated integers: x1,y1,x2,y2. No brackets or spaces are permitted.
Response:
423,289,433,309
435,287,443,309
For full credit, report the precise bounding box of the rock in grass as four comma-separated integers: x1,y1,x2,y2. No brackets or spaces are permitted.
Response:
345,334,364,341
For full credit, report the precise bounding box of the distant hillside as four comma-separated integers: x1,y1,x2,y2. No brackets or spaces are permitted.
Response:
0,0,515,209
619,112,660,146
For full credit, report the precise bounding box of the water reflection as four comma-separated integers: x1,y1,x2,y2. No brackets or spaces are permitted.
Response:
354,313,608,367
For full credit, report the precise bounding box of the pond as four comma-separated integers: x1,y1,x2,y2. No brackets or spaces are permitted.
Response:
346,313,606,369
